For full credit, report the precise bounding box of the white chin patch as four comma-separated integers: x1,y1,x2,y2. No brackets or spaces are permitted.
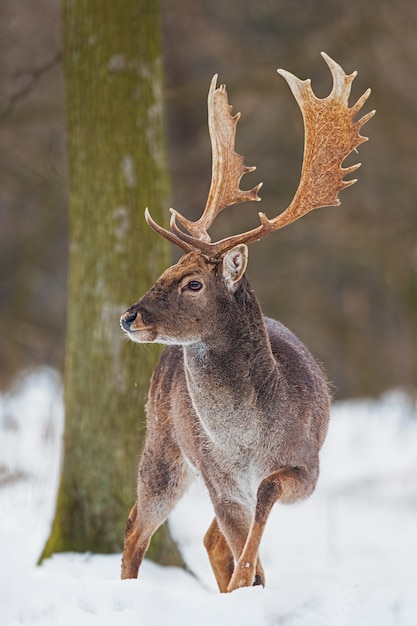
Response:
157,336,197,346
125,330,155,344
125,330,199,346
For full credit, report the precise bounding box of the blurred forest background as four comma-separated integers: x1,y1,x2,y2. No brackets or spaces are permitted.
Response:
1,0,416,400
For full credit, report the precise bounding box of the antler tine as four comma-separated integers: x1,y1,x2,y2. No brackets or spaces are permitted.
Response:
272,52,375,219
144,208,194,253
172,52,374,258
172,74,262,243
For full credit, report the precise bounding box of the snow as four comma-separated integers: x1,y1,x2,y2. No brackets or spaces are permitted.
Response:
1,368,417,625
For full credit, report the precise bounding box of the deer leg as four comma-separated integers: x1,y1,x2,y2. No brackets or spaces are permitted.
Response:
227,467,313,592
204,500,263,591
121,444,191,580
121,501,148,579
204,518,234,592
204,517,266,592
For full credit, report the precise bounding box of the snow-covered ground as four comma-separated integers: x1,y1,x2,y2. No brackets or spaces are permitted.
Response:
1,367,417,625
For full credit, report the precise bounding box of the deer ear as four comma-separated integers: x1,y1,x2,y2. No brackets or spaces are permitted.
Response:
221,244,248,291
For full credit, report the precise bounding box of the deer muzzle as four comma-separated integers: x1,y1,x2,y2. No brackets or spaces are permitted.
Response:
120,309,157,343
120,311,138,331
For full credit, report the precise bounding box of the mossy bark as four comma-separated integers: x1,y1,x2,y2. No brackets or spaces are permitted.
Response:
41,0,184,567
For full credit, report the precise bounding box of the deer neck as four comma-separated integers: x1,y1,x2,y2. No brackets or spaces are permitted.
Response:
182,277,278,440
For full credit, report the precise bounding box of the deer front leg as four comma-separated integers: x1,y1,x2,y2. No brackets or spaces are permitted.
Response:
227,467,314,592
121,502,149,579
121,438,191,579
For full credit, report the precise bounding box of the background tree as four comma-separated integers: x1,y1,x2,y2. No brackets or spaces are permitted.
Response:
2,4,417,401
41,0,183,564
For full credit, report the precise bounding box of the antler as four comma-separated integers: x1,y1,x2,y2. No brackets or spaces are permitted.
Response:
171,74,262,243
146,52,375,258
145,73,262,252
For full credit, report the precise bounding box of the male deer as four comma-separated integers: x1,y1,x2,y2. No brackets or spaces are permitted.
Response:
120,53,374,592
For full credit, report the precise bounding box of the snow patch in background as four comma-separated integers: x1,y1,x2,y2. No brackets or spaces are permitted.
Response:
0,368,416,625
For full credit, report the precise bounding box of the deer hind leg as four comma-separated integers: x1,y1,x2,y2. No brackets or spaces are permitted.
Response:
204,500,266,592
204,517,265,592
121,444,191,579
204,518,234,592
227,466,315,592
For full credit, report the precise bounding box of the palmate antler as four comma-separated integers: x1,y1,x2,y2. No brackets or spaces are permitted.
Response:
145,52,375,258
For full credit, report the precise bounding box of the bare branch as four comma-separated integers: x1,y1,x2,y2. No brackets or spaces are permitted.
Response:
0,51,62,120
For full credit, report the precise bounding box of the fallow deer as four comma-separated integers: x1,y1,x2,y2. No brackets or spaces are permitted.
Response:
120,53,374,592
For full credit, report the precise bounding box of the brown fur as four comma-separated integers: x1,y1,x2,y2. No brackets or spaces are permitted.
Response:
120,247,330,591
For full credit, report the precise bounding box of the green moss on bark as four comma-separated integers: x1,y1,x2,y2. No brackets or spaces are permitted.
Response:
40,0,184,568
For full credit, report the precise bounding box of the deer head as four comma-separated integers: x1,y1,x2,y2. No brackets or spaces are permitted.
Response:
121,52,374,343
121,245,249,345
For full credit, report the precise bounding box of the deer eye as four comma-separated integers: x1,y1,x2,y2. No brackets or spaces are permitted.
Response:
186,280,203,292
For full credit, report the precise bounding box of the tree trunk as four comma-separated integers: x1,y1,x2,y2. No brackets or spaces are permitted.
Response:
41,0,184,566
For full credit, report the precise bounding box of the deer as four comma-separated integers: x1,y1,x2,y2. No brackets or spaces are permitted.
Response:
120,52,374,592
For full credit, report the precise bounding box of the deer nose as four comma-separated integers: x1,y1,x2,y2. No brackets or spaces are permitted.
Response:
121,311,137,331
